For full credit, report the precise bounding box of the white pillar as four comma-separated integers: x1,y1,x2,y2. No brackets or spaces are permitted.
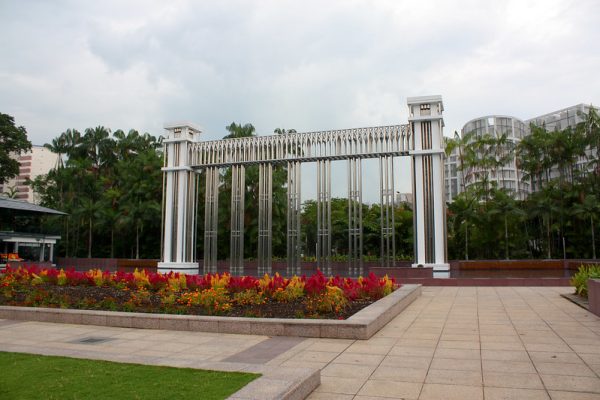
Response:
157,122,201,274
408,96,449,273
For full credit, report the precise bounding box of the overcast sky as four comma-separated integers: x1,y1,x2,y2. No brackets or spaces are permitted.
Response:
1,0,599,198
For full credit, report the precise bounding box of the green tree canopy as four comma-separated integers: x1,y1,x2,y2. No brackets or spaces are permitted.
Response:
0,113,32,184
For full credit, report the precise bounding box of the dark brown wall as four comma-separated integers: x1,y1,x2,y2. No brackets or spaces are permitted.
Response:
453,259,598,271
589,279,600,317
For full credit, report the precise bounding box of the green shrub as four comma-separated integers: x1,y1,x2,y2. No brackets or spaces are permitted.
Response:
571,264,600,297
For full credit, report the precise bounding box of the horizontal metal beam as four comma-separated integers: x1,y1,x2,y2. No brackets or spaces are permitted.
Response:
191,151,409,168
190,125,411,168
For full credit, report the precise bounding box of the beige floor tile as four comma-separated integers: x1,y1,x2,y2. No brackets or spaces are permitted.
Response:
305,341,353,353
280,360,328,369
541,375,600,393
524,343,574,353
430,357,481,372
381,355,432,369
434,347,481,360
389,346,435,358
482,349,531,362
483,359,537,374
418,383,483,400
371,366,428,383
294,351,340,363
438,340,480,350
344,343,392,355
549,390,600,400
589,363,600,375
578,353,600,364
425,368,482,386
354,396,408,400
314,376,367,395
535,362,597,377
570,345,600,355
481,341,526,351
358,380,422,399
484,387,550,400
396,338,438,348
480,335,522,343
321,363,377,379
306,393,353,400
333,352,385,366
441,333,479,341
401,332,441,340
443,328,480,336
365,337,400,346
130,349,176,358
483,372,544,389
530,352,584,364
521,336,565,345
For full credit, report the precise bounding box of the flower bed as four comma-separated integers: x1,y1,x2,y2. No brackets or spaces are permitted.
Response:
0,266,397,319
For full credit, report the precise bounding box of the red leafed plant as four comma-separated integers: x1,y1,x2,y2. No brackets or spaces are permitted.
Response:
0,265,398,318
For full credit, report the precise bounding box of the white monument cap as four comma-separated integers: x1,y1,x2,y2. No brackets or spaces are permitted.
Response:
163,121,203,133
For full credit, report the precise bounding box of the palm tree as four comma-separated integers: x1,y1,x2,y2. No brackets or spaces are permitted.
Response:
62,129,82,159
528,187,560,259
78,197,99,258
44,136,67,169
224,122,255,139
448,192,477,260
488,189,525,259
572,194,600,259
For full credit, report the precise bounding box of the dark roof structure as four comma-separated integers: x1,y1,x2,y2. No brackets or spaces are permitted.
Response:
0,197,67,215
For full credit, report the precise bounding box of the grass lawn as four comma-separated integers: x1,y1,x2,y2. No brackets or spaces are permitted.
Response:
0,351,260,400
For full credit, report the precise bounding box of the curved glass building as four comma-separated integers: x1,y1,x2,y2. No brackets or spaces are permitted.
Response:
455,115,529,200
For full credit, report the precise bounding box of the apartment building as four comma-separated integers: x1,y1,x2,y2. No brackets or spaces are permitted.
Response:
0,146,59,204
444,103,597,202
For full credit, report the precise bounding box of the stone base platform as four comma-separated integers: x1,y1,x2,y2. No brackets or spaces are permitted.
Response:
0,284,421,340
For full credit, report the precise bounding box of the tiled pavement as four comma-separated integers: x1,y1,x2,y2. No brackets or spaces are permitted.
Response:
2,287,600,399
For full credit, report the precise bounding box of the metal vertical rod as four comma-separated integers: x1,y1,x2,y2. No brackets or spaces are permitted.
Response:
203,168,211,274
379,156,395,268
390,157,396,267
379,157,384,265
384,157,390,267
230,165,245,276
286,161,301,276
287,162,292,275
258,164,264,275
316,159,332,275
204,167,219,274
316,160,322,269
268,163,273,274
299,161,303,271
327,159,331,276
358,158,363,275
258,163,273,276
347,159,352,276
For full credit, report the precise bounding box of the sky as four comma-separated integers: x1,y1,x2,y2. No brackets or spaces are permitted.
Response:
1,0,599,199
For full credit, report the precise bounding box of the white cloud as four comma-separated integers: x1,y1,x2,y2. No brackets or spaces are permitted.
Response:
0,0,599,200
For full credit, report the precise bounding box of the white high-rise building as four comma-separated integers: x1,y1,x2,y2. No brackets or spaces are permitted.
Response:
444,115,528,201
444,103,598,202
0,146,59,204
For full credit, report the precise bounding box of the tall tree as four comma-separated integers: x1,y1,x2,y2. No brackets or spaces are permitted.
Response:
572,194,599,259
0,113,32,184
488,189,525,259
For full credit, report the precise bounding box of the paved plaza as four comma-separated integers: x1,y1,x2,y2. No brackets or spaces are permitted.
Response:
2,286,600,399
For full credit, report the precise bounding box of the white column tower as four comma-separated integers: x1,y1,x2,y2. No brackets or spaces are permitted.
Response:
158,122,201,274
408,96,449,273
